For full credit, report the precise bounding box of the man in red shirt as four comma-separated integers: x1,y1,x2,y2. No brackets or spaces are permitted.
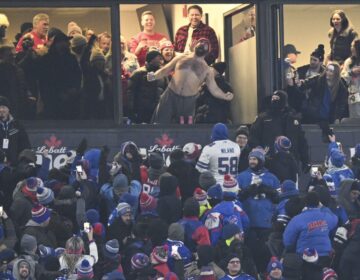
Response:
174,5,219,65
16,13,49,53
130,11,168,67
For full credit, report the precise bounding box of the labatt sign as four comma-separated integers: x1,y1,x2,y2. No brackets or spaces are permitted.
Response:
36,135,75,169
148,133,180,154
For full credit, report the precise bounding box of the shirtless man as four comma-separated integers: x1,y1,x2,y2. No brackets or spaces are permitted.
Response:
147,38,233,124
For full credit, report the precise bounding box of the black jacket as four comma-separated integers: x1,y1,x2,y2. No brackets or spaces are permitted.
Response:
238,145,251,173
329,27,358,64
266,151,299,183
300,74,349,124
127,66,168,123
0,117,31,166
249,107,309,166
297,64,325,80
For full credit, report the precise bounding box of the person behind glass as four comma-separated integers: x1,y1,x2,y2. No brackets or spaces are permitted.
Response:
16,13,49,53
130,11,167,67
297,44,326,80
327,9,358,66
127,50,167,124
238,6,256,43
121,35,139,75
159,39,175,65
83,27,95,42
341,39,360,120
235,126,251,173
0,13,10,47
98,32,112,75
299,62,348,124
174,5,219,65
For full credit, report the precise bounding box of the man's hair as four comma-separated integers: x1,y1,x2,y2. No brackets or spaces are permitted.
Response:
98,31,111,41
188,5,203,15
141,10,154,19
305,192,320,208
33,13,49,26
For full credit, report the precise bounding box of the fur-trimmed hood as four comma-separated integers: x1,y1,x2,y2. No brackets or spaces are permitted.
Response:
328,25,355,38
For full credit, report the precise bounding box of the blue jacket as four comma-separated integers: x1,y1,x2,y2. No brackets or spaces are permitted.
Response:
204,201,249,245
237,169,280,228
283,207,338,256
165,239,193,272
178,217,210,252
325,167,354,194
220,273,255,280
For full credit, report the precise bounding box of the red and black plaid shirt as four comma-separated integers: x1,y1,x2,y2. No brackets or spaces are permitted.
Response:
174,22,219,65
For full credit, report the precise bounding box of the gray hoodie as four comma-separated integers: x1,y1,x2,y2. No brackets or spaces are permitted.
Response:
12,257,36,280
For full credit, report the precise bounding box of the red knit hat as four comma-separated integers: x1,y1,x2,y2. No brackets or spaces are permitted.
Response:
222,174,239,194
150,245,168,264
193,187,208,206
160,40,174,51
140,192,157,212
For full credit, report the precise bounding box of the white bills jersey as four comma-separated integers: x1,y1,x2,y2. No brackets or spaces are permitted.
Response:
196,140,241,184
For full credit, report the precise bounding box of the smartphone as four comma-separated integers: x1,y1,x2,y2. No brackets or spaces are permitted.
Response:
76,165,83,173
84,222,90,233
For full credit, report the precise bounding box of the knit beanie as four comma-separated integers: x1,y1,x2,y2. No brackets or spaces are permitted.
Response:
67,22,82,36
90,50,105,63
103,239,119,259
330,148,345,168
322,267,338,280
116,202,131,216
159,172,179,195
249,147,265,163
222,174,239,196
235,125,249,138
280,180,299,198
274,136,292,153
183,197,200,217
160,40,174,51
21,234,37,254
36,187,54,205
31,204,51,224
183,143,202,160
38,244,55,258
151,245,168,264
267,256,283,273
193,188,208,206
168,223,184,241
199,266,216,280
26,177,43,193
222,223,240,240
302,248,318,263
311,44,325,62
207,184,223,200
113,174,129,193
0,249,16,265
131,253,150,270
71,34,87,48
0,96,10,109
146,50,162,64
148,152,164,170
86,209,100,225
199,171,217,190
140,192,157,213
0,14,10,28
77,259,94,279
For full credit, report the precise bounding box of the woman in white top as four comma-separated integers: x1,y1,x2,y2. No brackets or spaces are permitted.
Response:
59,228,98,279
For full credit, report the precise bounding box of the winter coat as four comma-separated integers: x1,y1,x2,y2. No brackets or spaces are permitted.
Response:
107,218,133,251
178,216,211,252
12,257,36,280
0,116,31,166
248,107,309,166
300,74,349,124
165,239,193,272
204,201,249,245
10,188,34,235
297,64,325,80
339,223,360,279
127,65,168,123
329,26,358,65
324,165,354,195
157,195,182,225
238,145,251,173
220,273,255,280
283,207,338,256
266,152,298,183
338,179,360,220
23,220,57,248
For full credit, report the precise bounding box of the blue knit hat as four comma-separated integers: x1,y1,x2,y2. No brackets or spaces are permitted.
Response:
211,123,228,141
274,136,292,153
103,239,119,259
38,244,55,258
330,148,345,168
280,180,299,198
207,184,223,200
36,187,54,205
267,256,283,273
31,204,51,224
222,224,241,240
86,209,100,225
25,177,43,193
249,147,265,163
302,248,318,263
77,259,94,278
131,253,150,270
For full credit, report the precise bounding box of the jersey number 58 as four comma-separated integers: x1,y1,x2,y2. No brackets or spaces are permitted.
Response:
218,156,238,175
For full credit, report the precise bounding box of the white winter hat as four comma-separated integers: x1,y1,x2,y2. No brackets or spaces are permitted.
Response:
0,14,10,28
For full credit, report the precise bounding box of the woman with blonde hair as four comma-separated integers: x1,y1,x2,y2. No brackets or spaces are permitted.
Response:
59,228,98,279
